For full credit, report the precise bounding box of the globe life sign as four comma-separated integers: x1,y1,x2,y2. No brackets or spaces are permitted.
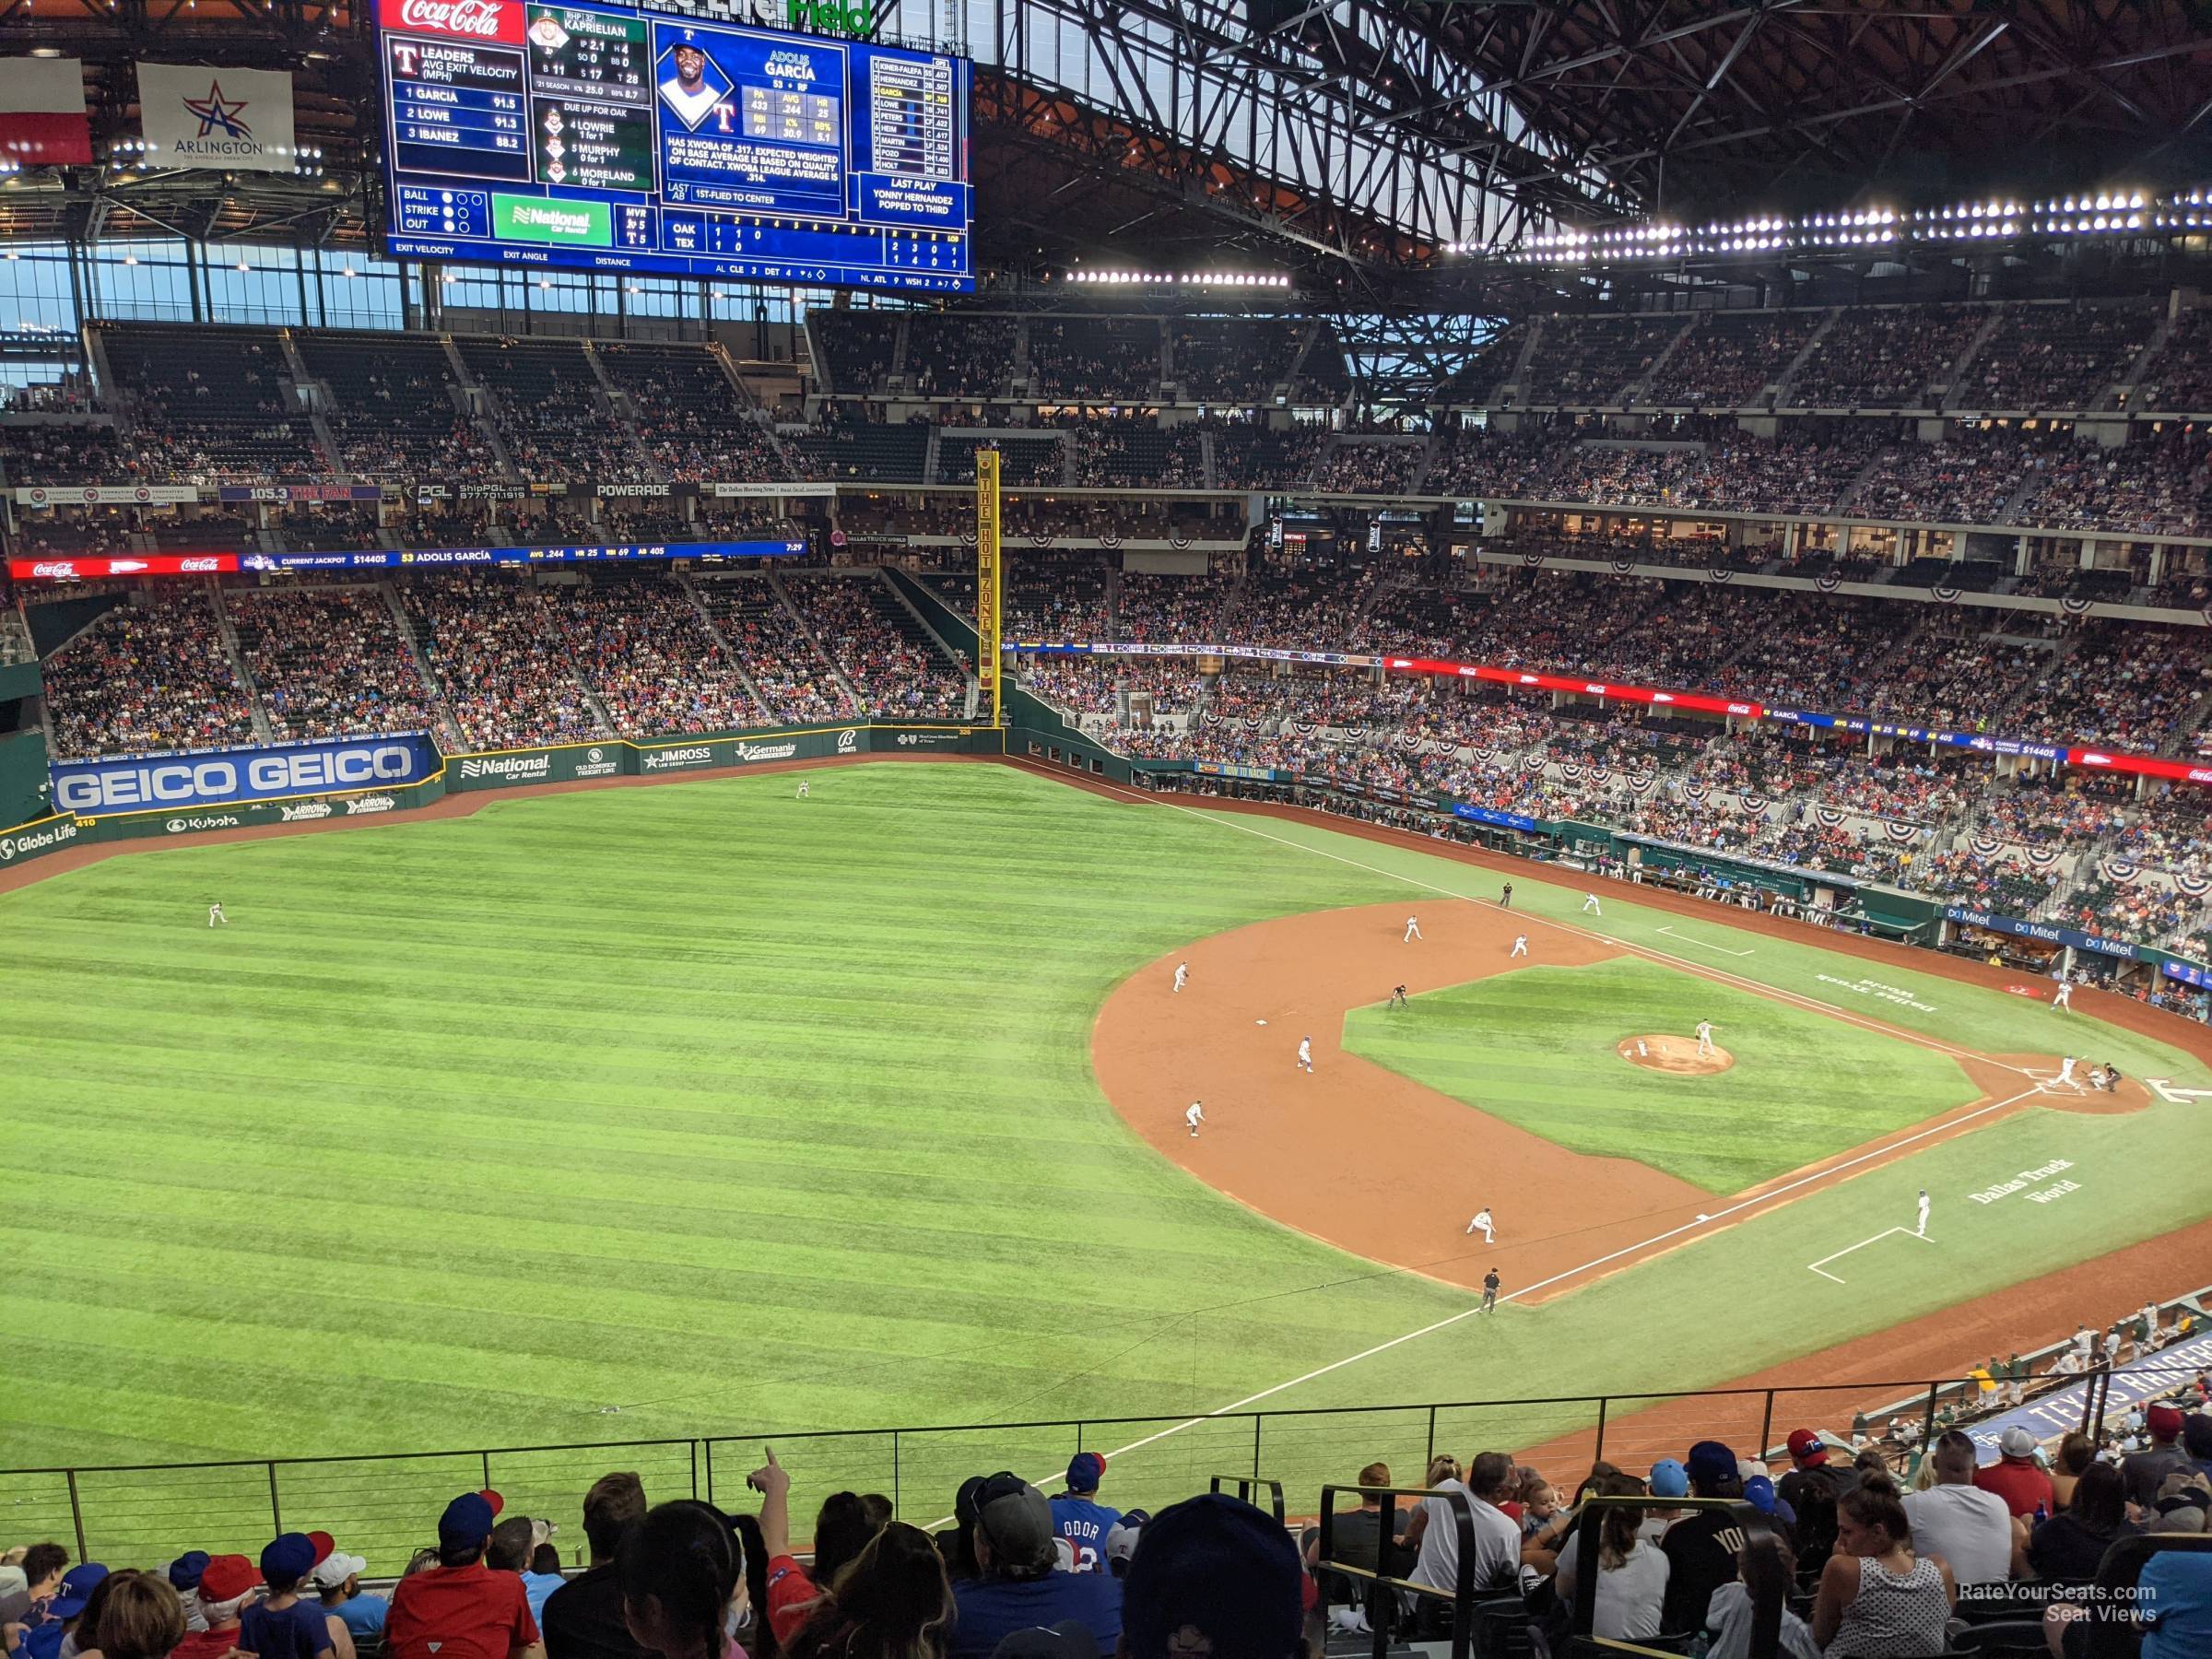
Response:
786,0,872,37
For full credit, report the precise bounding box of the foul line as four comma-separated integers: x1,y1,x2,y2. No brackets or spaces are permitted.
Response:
994,761,2060,1483
1658,924,1756,959
1807,1226,1936,1284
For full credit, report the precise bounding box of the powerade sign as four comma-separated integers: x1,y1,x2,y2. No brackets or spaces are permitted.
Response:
1943,905,2136,960
51,735,439,813
1453,804,1541,833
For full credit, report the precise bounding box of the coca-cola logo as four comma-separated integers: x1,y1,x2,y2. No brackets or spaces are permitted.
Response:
390,0,519,41
31,561,76,579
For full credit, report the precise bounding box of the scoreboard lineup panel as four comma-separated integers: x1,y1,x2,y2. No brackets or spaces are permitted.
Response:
377,0,971,291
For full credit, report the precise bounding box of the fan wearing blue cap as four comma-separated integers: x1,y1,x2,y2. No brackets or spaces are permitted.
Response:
1660,1441,1750,1634
238,1535,334,1659
385,1494,542,1659
1119,1493,1305,1659
13,1565,107,1659
168,1554,212,1636
1047,1455,1121,1576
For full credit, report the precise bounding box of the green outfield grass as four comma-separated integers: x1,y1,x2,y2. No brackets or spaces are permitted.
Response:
1343,959,1985,1192
2,766,2208,1570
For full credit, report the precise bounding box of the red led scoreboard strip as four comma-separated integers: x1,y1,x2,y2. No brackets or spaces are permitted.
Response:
9,555,239,580
1382,652,2209,788
1382,655,1763,719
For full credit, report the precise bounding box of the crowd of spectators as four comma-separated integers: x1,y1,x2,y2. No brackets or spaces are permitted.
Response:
1785,304,1988,408
906,317,1018,400
1518,315,1686,404
596,343,790,483
42,593,262,757
1312,439,1427,494
1644,311,1825,406
229,586,440,741
780,575,967,719
1029,318,1161,402
2136,308,2212,415
691,577,855,723
456,337,648,486
539,576,765,735
11,1346,2212,1659
0,424,127,485
402,573,609,748
1963,302,2160,411
1209,424,1328,489
1169,317,1305,403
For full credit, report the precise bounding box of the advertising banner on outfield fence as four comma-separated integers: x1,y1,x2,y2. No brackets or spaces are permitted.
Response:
50,734,439,813
0,815,85,866
1942,905,2137,959
451,744,627,790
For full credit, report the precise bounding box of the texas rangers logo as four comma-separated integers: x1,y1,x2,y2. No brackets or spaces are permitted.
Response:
182,80,253,141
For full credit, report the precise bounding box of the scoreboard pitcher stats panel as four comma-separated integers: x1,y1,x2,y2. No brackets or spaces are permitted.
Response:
376,0,972,290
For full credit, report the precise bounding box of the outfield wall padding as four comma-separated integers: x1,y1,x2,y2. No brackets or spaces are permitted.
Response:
0,723,989,868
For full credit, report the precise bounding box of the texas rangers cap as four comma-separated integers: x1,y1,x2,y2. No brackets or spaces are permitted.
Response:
440,1492,498,1549
261,1534,317,1584
2147,1404,2185,1439
47,1564,110,1621
1686,1441,1738,1493
1785,1429,1829,1465
1065,1452,1106,1493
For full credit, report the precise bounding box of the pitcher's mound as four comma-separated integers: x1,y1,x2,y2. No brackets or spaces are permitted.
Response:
1618,1034,1735,1076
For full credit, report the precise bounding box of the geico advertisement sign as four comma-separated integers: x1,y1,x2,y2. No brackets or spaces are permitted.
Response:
54,743,421,811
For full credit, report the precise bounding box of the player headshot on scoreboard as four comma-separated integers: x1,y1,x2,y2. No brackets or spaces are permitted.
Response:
542,107,564,136
657,37,730,131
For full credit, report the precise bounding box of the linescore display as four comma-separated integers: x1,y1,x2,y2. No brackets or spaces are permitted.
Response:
375,0,971,290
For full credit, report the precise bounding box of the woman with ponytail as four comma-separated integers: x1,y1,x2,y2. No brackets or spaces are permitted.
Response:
618,1503,752,1659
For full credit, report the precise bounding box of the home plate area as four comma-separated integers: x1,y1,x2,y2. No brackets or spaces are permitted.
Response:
1616,1032,1735,1076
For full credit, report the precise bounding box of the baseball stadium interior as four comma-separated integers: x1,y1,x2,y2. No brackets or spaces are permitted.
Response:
6,1,2212,1656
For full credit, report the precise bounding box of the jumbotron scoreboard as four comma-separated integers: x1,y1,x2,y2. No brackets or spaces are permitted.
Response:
375,0,972,290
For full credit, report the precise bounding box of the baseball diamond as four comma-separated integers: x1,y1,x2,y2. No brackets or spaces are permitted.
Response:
14,22,2212,1642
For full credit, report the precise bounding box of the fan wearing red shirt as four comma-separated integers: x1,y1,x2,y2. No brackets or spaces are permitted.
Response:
1971,1427,2057,1518
388,1494,545,1659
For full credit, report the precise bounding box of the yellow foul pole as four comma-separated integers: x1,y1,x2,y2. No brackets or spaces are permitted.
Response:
975,448,1003,727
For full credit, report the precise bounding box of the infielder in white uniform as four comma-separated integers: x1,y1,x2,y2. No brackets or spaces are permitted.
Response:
2053,975,2074,1011
1173,961,1188,994
1465,1206,1495,1242
1916,1188,1930,1236
796,780,809,798
207,901,229,927
1510,935,1529,958
1297,1036,1312,1073
1404,914,1423,942
1582,892,1602,915
1184,1100,1205,1137
1695,1019,1716,1058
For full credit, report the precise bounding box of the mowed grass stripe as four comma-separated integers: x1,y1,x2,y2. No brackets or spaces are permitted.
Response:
2,766,1477,1470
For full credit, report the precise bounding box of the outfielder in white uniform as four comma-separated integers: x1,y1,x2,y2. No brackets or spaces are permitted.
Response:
1185,1100,1205,1137
1510,935,1529,958
1297,1036,1312,1073
1173,961,1188,994
1695,1020,1716,1058
1465,1206,1495,1243
796,780,809,798
1916,1188,1930,1237
207,901,229,927
1404,914,1423,942
1582,892,1602,915
2053,976,2074,1011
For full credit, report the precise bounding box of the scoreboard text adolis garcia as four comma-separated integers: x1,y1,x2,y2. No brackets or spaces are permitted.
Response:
376,0,972,291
